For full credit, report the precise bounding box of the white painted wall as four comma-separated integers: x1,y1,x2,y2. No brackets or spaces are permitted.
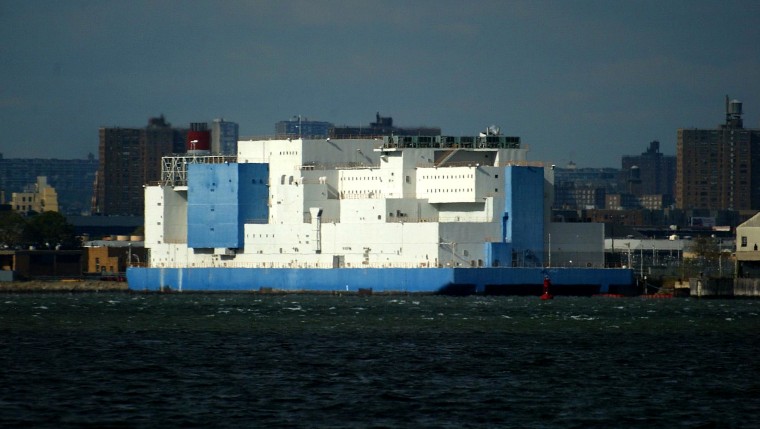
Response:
143,138,602,270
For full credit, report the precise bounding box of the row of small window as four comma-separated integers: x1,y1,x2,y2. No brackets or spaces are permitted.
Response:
340,188,486,194
421,174,479,179
427,188,476,193
341,176,382,181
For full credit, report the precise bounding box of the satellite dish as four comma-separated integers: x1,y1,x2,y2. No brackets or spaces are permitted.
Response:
487,125,501,136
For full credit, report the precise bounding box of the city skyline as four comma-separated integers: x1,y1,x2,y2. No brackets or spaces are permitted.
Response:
1,0,759,167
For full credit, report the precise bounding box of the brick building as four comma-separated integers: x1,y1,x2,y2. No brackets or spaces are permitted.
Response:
676,97,760,211
92,116,186,215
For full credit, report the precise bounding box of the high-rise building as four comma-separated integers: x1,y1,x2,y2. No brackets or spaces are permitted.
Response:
143,116,184,186
211,118,239,155
0,153,97,215
92,116,186,216
676,97,760,210
93,127,141,216
552,163,621,209
621,141,676,197
274,113,441,139
10,176,58,214
275,117,332,139
331,113,441,138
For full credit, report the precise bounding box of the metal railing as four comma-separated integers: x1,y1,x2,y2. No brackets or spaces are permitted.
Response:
148,261,438,269
381,135,521,150
416,160,544,168
161,155,238,187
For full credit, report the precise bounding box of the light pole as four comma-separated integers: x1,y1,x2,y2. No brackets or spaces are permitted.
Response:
610,222,614,267
609,215,626,267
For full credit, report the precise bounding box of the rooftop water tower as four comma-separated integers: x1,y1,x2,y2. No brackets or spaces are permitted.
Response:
725,95,743,128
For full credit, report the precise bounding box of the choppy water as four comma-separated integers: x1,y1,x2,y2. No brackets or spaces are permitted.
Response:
1,293,759,428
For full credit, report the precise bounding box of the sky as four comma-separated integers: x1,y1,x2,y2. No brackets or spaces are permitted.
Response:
1,0,759,167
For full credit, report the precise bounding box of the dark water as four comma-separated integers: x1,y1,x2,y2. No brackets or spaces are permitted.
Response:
1,293,759,428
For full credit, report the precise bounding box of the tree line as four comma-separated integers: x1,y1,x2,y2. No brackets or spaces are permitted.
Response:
0,211,80,250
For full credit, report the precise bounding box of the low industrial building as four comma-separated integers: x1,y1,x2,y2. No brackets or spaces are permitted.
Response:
83,238,146,278
0,249,84,281
736,213,760,277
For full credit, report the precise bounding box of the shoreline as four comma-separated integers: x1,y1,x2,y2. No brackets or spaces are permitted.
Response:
0,281,401,295
0,280,129,293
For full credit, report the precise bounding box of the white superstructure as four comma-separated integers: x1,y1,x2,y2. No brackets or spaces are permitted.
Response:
143,135,600,270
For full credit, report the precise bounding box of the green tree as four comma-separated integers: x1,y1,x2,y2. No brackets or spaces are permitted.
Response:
690,236,721,261
24,211,80,249
685,236,726,278
0,211,27,248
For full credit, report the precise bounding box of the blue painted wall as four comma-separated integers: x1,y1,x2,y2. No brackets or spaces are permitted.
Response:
237,163,269,229
503,166,545,266
485,242,512,267
127,266,634,294
187,163,268,249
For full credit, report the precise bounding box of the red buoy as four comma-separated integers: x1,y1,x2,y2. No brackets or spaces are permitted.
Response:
541,276,554,300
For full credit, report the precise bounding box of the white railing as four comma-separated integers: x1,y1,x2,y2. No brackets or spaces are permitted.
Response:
416,160,544,169
149,261,439,269
161,155,238,186
298,163,380,171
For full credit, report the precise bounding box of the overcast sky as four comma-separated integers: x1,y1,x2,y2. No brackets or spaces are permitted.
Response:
1,0,759,167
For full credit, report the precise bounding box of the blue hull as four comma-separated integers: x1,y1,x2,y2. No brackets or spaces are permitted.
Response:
126,267,635,295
